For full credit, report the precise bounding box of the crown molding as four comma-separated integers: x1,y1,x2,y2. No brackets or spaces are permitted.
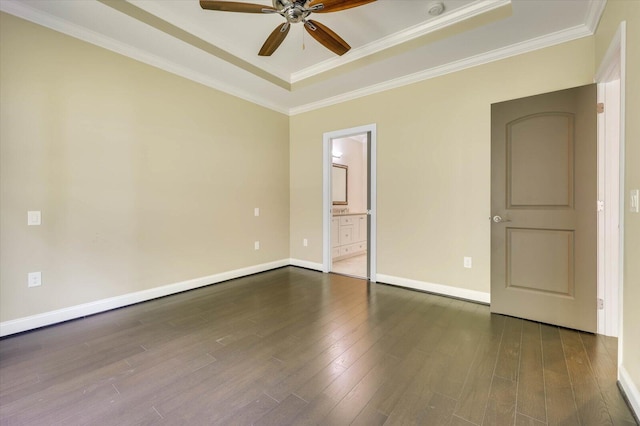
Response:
0,0,289,115
585,0,607,33
127,0,291,83
289,23,593,115
290,0,511,83
95,0,292,91
0,0,513,91
2,0,606,117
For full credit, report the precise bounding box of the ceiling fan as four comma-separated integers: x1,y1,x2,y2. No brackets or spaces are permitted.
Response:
199,0,376,56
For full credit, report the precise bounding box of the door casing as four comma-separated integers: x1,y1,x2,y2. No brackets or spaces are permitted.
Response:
323,124,377,281
594,22,626,346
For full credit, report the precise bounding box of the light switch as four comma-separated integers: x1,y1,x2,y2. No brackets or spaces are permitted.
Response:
631,189,639,213
463,257,472,268
254,208,260,217
27,211,41,226
254,241,260,250
28,272,42,287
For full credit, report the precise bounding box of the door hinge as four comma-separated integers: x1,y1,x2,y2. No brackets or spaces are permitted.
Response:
597,102,605,114
598,298,604,310
597,200,605,212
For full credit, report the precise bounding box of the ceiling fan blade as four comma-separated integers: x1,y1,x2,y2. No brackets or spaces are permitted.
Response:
304,20,350,56
308,0,376,13
199,1,276,13
259,23,291,56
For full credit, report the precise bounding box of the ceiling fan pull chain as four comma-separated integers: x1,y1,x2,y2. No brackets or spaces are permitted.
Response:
302,26,306,50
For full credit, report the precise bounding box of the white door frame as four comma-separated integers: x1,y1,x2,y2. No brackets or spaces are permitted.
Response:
594,22,626,341
323,124,377,281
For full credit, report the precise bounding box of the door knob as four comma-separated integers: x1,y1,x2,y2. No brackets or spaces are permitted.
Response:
492,215,511,223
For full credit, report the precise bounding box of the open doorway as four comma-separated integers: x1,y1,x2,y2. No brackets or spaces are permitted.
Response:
323,124,376,281
331,134,368,278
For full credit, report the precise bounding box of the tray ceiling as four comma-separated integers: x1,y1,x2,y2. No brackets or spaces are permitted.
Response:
1,0,606,114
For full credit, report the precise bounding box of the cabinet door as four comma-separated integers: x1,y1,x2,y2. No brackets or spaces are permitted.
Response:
340,216,354,226
331,218,340,248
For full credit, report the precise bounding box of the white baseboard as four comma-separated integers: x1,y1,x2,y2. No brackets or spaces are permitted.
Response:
1,262,492,337
0,259,289,337
289,258,324,271
376,273,491,304
619,365,640,420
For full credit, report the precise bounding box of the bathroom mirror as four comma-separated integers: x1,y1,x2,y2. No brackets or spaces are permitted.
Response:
332,164,348,205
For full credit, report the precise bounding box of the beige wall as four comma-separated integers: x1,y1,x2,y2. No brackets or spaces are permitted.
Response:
595,0,640,403
290,37,595,294
0,13,290,322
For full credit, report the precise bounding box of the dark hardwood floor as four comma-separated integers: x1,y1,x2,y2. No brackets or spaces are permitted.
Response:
0,267,636,425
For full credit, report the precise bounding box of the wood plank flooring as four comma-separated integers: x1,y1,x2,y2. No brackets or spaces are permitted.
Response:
0,267,636,425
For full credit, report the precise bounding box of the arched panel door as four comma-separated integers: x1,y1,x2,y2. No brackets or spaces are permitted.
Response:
491,85,597,332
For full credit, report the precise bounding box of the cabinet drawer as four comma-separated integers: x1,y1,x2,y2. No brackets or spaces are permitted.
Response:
340,243,365,257
340,216,354,226
339,245,354,257
339,225,353,245
332,247,340,258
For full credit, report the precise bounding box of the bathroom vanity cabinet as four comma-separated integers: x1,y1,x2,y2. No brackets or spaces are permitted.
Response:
331,213,367,260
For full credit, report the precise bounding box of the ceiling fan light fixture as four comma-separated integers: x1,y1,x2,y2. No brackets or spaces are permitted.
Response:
427,2,445,16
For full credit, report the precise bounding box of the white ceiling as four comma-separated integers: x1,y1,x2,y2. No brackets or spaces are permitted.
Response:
1,0,606,115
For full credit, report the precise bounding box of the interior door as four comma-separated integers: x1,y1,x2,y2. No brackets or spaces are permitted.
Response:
490,85,597,332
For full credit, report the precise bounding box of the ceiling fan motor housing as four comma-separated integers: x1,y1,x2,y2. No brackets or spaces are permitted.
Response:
272,0,312,23
272,0,308,11
287,7,310,22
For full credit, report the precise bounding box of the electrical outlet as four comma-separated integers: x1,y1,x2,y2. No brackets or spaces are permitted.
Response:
28,272,42,287
303,238,308,247
254,207,260,217
463,257,472,268
254,241,260,250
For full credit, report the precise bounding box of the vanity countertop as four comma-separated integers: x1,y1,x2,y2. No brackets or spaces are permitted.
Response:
332,212,367,217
